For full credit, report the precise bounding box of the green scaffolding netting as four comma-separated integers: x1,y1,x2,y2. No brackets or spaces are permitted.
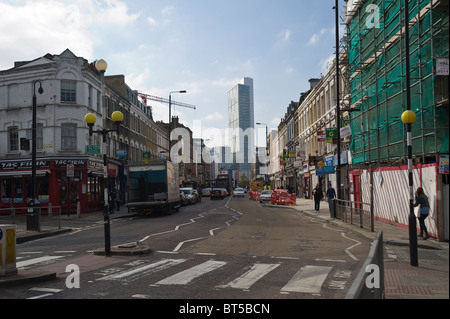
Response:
348,0,449,164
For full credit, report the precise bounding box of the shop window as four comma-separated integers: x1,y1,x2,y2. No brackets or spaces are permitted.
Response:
1,179,12,203
12,178,23,203
38,177,49,203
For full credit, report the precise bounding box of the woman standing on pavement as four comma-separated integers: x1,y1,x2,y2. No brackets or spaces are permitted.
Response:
414,187,431,240
312,184,323,213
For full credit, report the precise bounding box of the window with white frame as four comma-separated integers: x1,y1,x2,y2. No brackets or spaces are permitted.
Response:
36,124,43,150
61,123,77,150
61,81,76,103
8,126,18,152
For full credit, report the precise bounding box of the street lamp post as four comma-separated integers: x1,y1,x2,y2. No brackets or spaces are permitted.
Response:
83,58,123,257
334,0,342,206
402,0,419,268
27,81,44,231
168,90,187,161
256,122,269,185
84,111,123,256
402,110,418,266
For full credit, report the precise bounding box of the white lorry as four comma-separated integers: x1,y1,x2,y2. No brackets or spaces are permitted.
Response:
126,161,181,215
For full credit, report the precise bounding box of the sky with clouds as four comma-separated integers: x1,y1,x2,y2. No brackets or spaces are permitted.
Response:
0,0,344,147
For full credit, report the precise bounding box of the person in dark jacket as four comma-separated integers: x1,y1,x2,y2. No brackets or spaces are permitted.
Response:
326,183,336,218
414,187,430,240
312,184,323,213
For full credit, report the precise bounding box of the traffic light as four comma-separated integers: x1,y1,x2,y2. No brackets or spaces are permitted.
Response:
20,138,30,150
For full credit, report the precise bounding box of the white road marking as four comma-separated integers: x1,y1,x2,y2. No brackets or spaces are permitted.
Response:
17,256,64,269
98,259,186,282
217,263,280,290
132,294,151,299
281,265,332,294
29,287,63,293
341,232,362,261
315,258,346,263
27,293,53,299
156,260,227,285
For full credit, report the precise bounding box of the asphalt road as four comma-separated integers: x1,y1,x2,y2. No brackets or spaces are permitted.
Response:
2,195,371,302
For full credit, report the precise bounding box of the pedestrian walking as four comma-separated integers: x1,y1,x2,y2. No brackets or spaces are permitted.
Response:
414,187,431,240
326,183,336,218
312,184,323,213
115,189,121,211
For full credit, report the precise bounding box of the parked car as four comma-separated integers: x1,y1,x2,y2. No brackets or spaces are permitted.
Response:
180,192,189,206
210,188,225,200
193,189,200,202
233,187,245,198
201,188,211,197
180,187,196,204
259,190,274,203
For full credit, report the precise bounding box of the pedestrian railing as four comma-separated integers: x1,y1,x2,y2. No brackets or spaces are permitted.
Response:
0,206,63,232
334,198,373,231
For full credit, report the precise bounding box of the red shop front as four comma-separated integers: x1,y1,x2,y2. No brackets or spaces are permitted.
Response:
0,157,105,214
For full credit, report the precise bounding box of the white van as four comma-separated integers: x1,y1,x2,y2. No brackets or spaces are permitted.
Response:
180,187,196,204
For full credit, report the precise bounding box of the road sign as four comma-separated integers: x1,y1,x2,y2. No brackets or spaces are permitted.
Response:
326,128,337,143
86,145,100,154
67,163,74,178
317,131,326,142
143,151,151,161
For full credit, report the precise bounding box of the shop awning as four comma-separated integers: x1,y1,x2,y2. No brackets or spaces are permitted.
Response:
0,170,50,177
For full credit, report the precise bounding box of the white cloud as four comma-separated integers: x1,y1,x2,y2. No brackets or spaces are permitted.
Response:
0,0,140,69
307,28,328,46
204,112,224,121
278,29,292,43
320,54,335,73
147,17,157,26
94,0,140,25
212,77,241,88
285,67,295,74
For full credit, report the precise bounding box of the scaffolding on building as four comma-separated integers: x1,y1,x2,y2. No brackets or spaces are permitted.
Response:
346,0,449,165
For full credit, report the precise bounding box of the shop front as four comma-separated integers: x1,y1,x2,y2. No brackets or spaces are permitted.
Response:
0,157,105,214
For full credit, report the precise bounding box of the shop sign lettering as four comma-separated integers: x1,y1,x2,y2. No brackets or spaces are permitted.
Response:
0,160,50,170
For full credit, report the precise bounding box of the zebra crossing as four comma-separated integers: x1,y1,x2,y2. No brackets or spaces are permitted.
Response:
13,252,353,297
95,257,352,295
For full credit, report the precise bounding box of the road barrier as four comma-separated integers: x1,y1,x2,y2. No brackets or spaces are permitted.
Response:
249,190,296,205
345,230,385,299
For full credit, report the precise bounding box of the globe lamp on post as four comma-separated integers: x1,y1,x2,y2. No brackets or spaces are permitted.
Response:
401,110,417,124
84,106,123,257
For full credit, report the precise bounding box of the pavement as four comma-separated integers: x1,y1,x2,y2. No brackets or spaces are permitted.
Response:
1,198,448,299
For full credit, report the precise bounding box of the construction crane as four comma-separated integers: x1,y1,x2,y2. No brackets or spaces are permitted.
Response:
137,92,196,161
137,92,196,110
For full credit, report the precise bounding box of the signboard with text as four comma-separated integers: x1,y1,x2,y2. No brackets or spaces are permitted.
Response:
86,145,100,154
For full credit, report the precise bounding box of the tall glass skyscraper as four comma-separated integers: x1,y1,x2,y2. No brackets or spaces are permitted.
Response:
228,77,255,179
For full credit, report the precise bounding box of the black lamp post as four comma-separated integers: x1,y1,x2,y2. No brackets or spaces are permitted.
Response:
27,80,44,231
334,0,342,208
256,122,269,185
84,111,123,256
402,0,419,267
84,58,124,257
